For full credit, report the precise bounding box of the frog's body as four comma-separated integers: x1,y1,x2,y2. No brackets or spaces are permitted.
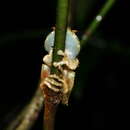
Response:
40,29,80,105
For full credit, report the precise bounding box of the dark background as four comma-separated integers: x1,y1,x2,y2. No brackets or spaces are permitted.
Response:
0,0,129,129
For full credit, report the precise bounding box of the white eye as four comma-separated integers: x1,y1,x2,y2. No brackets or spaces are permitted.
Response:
44,29,80,59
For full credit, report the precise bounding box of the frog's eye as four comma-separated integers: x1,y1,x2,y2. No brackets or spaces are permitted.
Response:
65,29,80,59
44,31,55,52
44,29,80,59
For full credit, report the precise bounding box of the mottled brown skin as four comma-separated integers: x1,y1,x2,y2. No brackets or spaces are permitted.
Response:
40,50,78,105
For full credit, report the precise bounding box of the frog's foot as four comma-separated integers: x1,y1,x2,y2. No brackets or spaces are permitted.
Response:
40,74,64,93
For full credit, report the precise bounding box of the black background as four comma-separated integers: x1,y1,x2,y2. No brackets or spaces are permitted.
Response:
0,0,130,129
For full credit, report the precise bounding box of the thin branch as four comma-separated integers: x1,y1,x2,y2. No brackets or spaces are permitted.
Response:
16,88,43,130
6,105,28,130
6,88,43,130
43,0,69,130
81,0,116,47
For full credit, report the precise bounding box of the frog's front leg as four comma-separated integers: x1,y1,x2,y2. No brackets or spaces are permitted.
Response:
53,50,79,71
52,50,79,105
40,48,79,105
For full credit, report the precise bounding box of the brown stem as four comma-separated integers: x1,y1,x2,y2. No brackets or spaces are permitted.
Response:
43,87,62,130
44,102,58,130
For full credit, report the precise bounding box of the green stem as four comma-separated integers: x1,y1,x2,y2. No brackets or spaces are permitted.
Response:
81,0,116,47
52,0,69,73
43,0,69,130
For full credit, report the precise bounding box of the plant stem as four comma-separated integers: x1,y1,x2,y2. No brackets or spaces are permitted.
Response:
81,0,116,47
52,0,70,73
43,0,69,130
6,88,43,130
6,105,28,130
15,88,43,130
